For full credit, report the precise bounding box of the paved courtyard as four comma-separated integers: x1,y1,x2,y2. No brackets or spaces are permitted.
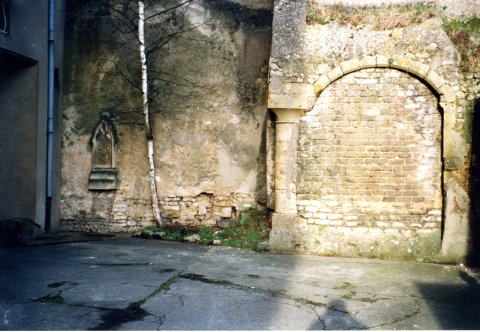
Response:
1,234,480,330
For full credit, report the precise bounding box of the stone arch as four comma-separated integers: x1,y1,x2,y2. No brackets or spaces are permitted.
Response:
268,56,467,261
314,56,452,99
301,56,467,260
312,56,463,172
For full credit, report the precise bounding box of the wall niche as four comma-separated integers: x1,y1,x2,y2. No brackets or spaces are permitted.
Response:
88,113,118,190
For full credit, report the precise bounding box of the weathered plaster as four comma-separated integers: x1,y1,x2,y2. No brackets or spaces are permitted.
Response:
61,0,273,232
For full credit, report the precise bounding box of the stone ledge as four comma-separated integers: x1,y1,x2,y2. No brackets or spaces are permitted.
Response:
88,168,118,191
269,223,442,261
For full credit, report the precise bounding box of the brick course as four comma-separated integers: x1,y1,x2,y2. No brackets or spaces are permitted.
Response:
297,68,442,229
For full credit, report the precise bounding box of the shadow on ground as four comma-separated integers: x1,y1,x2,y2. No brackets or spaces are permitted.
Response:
416,270,480,329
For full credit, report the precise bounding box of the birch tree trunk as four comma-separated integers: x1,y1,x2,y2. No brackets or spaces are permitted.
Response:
138,0,162,226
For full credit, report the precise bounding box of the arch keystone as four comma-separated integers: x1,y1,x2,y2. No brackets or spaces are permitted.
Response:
359,56,377,69
376,55,390,67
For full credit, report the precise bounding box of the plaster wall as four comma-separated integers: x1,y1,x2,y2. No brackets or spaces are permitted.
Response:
61,0,273,232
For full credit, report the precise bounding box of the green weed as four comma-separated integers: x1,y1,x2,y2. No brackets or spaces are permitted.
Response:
163,231,183,241
139,207,271,251
198,227,214,244
444,18,480,72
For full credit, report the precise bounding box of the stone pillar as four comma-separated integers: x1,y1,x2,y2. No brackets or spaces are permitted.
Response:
272,108,305,214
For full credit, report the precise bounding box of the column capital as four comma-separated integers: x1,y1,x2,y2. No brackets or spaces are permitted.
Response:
271,108,306,123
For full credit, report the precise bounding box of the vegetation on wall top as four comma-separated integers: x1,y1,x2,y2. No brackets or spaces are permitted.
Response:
444,18,480,72
306,2,437,29
305,1,479,73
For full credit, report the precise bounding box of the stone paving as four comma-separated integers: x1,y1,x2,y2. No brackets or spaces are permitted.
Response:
1,234,480,330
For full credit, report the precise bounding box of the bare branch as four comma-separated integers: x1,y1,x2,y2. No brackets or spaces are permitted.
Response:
145,0,193,21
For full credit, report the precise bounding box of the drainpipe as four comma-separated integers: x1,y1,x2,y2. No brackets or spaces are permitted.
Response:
45,0,55,232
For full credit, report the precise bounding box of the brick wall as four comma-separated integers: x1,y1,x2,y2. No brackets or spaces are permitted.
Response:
297,68,442,230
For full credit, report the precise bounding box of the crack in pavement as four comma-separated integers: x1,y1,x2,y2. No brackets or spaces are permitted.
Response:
365,292,422,329
3,308,11,326
176,272,351,315
2,245,427,330
174,270,427,330
87,246,212,330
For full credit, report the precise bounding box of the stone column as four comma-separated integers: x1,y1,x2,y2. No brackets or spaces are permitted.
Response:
272,108,305,214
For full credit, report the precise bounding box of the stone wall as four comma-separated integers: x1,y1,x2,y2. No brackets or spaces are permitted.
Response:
61,0,273,232
268,0,478,261
62,192,256,233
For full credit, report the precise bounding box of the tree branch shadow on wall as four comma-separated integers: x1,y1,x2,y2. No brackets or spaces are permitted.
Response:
468,98,480,266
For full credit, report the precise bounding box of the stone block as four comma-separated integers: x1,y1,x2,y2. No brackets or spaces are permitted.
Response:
88,168,118,191
161,209,180,219
441,88,457,103
271,213,307,228
268,85,314,110
339,58,360,75
407,61,430,78
390,56,411,70
376,55,390,67
221,207,232,218
425,70,446,91
359,56,376,69
444,129,466,170
217,219,234,228
326,66,344,82
438,178,470,263
313,75,331,94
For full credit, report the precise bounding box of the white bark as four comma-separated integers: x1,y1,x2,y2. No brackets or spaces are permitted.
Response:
138,0,162,225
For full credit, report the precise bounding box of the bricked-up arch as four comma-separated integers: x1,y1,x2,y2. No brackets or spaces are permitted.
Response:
313,56,462,171
269,56,467,261
299,68,443,231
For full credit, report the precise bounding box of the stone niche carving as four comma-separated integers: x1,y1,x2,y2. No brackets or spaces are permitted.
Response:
88,113,118,190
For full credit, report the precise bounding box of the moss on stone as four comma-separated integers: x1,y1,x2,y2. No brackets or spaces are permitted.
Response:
465,100,476,144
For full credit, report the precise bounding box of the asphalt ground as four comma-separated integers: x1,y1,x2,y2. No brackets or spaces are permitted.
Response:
1,233,480,330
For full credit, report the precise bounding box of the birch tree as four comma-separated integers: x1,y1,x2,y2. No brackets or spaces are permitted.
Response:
138,0,162,225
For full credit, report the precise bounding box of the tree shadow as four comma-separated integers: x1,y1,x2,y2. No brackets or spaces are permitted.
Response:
416,270,480,329
309,299,367,330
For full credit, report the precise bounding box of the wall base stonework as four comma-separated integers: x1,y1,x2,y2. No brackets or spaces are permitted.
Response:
269,213,442,260
61,192,258,233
